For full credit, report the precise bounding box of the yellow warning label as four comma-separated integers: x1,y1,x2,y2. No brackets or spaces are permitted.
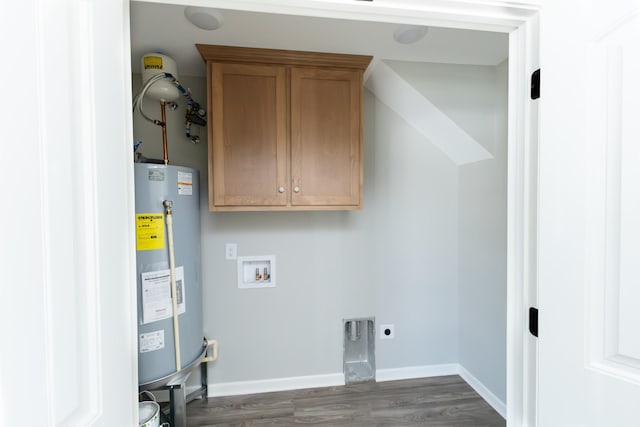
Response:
136,213,165,251
143,56,163,70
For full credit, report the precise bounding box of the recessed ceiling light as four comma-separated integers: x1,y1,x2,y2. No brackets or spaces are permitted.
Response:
184,7,223,31
393,25,429,44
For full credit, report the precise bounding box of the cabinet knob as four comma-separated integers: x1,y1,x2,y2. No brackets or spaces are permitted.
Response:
294,186,300,193
278,186,285,193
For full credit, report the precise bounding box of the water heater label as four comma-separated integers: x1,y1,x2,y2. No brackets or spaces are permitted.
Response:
148,170,165,181
139,330,164,353
143,55,163,70
141,266,186,324
136,213,165,251
177,171,193,195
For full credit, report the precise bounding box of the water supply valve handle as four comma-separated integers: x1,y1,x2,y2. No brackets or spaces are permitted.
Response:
163,200,173,214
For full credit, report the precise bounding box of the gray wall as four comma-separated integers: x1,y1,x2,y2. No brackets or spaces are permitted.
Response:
199,88,460,383
132,61,505,397
457,60,508,402
368,94,459,370
368,60,508,401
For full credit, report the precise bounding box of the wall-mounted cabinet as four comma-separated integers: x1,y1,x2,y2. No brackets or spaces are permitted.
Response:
197,45,372,211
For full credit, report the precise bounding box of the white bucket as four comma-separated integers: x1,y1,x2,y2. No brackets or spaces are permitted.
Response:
138,401,160,427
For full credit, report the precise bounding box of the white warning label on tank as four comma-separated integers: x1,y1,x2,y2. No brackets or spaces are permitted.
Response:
139,330,164,353
177,171,193,195
141,267,186,324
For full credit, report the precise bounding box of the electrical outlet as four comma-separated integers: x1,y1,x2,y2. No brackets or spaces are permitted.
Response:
380,324,395,339
225,243,237,260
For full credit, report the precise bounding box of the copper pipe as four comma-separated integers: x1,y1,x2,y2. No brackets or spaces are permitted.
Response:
161,100,169,164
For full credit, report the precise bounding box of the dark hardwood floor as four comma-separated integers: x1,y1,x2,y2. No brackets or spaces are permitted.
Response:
187,375,505,426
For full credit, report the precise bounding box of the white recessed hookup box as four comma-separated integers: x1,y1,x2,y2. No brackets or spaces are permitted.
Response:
237,255,276,289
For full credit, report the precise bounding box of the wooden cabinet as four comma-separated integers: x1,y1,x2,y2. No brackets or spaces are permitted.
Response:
198,45,372,211
211,63,287,207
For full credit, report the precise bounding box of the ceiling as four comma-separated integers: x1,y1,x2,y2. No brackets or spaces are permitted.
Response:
130,2,509,78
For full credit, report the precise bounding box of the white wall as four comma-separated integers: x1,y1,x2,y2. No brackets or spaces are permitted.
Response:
131,60,506,396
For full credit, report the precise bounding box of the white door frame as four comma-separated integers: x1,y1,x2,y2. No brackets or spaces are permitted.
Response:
125,1,541,425
2,0,139,424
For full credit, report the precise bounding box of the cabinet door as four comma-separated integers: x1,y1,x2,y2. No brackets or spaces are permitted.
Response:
210,62,287,209
290,67,362,207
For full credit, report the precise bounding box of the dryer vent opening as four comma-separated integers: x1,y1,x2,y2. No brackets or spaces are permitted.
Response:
343,318,375,384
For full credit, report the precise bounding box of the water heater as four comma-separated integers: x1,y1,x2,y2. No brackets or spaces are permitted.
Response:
134,163,203,386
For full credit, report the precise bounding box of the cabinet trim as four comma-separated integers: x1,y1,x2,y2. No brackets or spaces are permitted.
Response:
197,44,372,71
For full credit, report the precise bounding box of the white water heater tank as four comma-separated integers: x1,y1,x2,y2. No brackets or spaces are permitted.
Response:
141,53,181,102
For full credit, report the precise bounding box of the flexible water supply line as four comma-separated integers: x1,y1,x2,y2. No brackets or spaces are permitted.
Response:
132,72,206,149
133,73,168,124
164,200,181,373
160,101,168,164
163,72,191,100
133,72,200,126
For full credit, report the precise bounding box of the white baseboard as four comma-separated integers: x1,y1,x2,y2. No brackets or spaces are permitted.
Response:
457,365,506,419
375,364,459,382
208,373,345,397
373,364,506,419
207,364,506,420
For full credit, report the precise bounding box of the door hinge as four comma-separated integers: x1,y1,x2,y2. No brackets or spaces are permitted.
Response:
529,307,539,337
531,69,541,100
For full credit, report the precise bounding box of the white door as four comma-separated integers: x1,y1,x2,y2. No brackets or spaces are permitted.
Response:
0,0,137,425
538,0,640,425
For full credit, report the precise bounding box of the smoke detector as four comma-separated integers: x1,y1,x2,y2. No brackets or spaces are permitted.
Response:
184,7,224,31
393,25,429,44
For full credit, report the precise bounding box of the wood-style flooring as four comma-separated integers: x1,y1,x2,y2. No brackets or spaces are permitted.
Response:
187,375,505,426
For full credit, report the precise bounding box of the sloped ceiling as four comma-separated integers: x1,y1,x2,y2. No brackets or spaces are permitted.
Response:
366,60,493,165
